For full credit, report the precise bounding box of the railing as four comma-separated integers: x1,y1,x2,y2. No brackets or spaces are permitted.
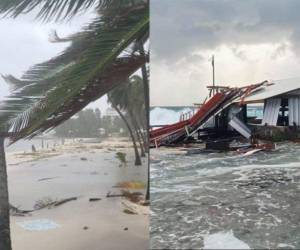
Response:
179,110,195,121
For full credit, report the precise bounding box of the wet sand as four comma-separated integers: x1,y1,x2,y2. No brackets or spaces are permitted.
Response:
7,138,149,250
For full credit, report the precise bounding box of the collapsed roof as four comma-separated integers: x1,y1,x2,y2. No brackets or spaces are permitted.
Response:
150,77,300,147
240,77,300,103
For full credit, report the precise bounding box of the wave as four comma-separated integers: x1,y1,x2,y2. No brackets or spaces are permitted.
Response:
150,107,194,126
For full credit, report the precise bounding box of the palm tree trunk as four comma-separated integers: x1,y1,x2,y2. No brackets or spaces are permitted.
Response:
137,127,147,153
109,99,142,166
139,42,149,149
138,41,150,200
134,125,145,157
136,115,148,153
0,137,12,250
129,111,146,157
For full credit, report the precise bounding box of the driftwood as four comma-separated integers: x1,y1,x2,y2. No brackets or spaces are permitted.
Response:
10,197,77,216
53,197,77,207
34,197,77,210
89,198,102,202
38,177,59,182
106,190,143,203
9,204,33,216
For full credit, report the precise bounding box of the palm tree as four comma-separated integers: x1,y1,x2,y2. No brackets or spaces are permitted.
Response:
0,137,11,250
107,76,147,166
0,1,149,249
137,43,150,201
108,95,142,166
127,75,147,156
108,74,150,202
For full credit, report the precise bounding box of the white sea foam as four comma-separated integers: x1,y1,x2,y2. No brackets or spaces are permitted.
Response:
203,230,250,249
196,161,300,178
150,107,193,126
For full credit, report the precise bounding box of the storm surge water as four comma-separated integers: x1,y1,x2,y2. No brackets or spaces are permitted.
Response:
150,105,264,127
150,143,300,249
150,107,194,126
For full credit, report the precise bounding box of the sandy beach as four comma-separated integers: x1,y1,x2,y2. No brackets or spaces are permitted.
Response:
6,137,149,250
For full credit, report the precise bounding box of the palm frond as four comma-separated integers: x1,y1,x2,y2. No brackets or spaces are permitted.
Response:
0,0,144,21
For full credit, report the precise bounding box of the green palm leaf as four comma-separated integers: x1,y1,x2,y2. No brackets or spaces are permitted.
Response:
0,0,137,21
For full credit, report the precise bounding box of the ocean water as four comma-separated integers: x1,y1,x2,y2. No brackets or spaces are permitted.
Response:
150,107,195,126
150,143,300,249
5,138,63,153
150,105,263,127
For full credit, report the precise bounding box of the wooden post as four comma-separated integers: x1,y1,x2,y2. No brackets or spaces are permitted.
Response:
0,137,12,250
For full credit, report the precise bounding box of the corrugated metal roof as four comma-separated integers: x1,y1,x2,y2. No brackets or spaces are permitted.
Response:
243,77,300,103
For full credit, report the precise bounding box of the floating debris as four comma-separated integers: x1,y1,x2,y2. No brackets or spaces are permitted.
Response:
114,181,145,189
38,176,59,182
89,198,102,202
34,196,77,210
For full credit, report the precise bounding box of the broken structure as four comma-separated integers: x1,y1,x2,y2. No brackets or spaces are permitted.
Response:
150,78,300,148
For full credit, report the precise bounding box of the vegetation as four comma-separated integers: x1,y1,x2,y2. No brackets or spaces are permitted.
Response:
0,1,149,249
115,152,127,167
54,108,128,138
108,75,147,166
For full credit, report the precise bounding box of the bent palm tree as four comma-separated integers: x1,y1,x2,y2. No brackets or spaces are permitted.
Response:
0,1,149,249
108,95,142,166
108,75,147,166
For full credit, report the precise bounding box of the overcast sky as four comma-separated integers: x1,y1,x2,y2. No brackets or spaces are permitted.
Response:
150,0,300,106
0,9,108,112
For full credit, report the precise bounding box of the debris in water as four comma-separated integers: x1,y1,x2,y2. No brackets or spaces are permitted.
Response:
106,192,124,198
89,198,102,202
106,190,143,203
34,197,55,209
115,152,127,167
123,208,137,215
121,190,143,203
10,204,32,216
38,177,59,182
114,181,145,189
122,200,149,215
34,196,77,210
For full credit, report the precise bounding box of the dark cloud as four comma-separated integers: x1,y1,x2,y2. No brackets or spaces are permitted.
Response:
151,0,300,62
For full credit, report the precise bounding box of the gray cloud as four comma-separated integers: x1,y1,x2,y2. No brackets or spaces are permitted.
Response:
0,9,110,112
0,10,95,97
151,0,300,62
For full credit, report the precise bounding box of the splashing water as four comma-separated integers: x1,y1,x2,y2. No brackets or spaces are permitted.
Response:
150,107,194,126
150,143,300,249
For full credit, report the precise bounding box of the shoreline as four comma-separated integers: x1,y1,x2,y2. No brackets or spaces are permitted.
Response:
8,137,149,250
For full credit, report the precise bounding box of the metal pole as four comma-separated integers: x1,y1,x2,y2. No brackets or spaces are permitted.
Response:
212,55,215,95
